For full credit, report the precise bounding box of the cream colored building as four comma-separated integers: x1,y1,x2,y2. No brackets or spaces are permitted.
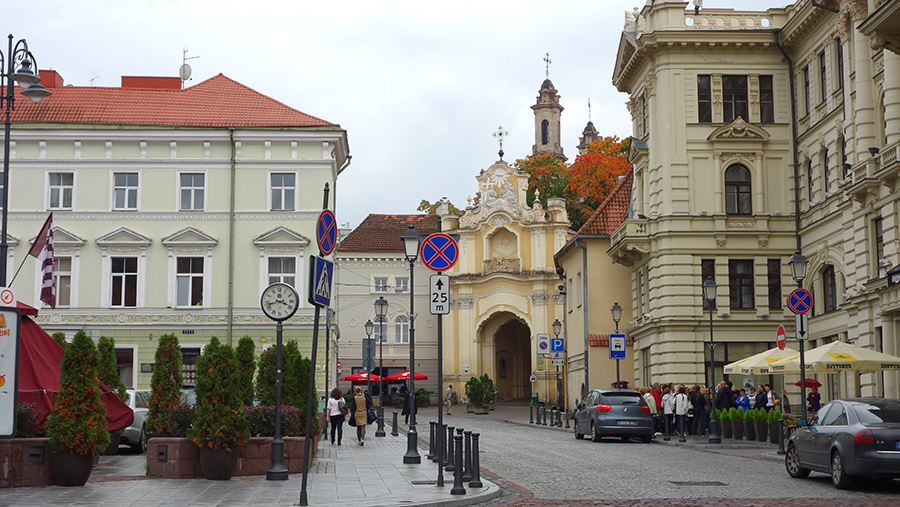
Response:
611,0,900,401
3,72,349,389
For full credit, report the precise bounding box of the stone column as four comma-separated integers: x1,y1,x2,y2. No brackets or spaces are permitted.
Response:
883,51,900,146
754,152,766,214
713,152,723,214
853,13,877,159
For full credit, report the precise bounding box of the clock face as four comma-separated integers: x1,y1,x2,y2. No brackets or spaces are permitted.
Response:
260,283,299,321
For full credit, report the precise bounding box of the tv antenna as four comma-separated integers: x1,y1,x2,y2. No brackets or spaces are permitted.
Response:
180,48,200,89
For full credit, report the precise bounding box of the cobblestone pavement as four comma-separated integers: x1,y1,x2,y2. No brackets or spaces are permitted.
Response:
440,403,900,507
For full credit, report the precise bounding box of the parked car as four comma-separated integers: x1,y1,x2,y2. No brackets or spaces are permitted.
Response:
785,397,900,489
574,389,653,443
121,389,150,453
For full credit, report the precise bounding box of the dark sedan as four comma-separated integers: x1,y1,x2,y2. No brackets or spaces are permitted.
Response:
785,397,900,489
574,389,653,443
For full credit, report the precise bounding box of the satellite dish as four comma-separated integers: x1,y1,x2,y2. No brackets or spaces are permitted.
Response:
179,64,192,81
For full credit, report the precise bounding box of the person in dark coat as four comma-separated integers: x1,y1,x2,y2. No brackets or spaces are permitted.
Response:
715,381,735,410
401,388,416,424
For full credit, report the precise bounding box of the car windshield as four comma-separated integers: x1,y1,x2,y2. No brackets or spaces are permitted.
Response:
604,393,642,405
854,400,900,424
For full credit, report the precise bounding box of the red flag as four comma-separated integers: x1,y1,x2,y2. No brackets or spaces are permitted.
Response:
28,213,55,309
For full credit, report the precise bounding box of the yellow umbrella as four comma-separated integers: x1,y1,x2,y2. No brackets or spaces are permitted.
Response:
723,346,800,375
769,341,900,374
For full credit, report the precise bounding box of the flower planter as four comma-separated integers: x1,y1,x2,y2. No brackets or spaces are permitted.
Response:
474,405,489,415
49,451,93,487
769,422,781,445
755,421,768,442
199,447,240,481
743,420,756,441
731,419,743,440
466,404,475,413
103,432,122,455
0,438,53,488
147,436,318,478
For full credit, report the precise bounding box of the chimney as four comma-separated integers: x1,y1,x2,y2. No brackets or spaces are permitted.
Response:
38,70,64,87
121,76,182,90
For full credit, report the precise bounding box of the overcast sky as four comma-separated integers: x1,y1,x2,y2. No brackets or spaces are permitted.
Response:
11,0,788,229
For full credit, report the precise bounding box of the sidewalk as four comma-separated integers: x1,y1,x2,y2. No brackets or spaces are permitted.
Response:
0,426,500,507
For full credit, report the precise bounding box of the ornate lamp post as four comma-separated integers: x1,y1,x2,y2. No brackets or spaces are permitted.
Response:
1,35,50,286
703,277,721,444
552,318,562,414
401,225,421,464
610,303,622,387
364,319,374,401
374,296,388,437
788,252,809,416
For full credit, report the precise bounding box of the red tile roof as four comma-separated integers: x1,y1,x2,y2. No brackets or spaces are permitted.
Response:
11,73,333,127
339,214,440,253
576,168,634,236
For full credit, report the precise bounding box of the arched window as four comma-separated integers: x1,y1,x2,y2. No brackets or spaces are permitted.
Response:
823,265,837,313
724,164,752,215
394,315,409,344
541,119,549,145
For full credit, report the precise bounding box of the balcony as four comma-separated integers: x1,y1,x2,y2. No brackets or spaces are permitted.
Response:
608,218,650,267
875,141,899,192
482,258,521,276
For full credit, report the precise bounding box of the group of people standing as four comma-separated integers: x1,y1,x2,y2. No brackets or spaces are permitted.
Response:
639,383,714,437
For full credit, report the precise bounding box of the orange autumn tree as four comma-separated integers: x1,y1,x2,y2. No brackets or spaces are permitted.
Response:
565,136,632,228
515,153,571,210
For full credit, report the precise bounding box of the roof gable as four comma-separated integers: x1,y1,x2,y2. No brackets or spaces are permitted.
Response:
161,226,218,247
253,226,311,247
576,168,634,236
96,226,152,246
338,214,440,254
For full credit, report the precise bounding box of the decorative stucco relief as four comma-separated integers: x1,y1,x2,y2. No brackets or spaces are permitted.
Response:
531,294,549,306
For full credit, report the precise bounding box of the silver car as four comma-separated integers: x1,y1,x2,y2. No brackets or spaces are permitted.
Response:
121,389,150,453
574,389,654,443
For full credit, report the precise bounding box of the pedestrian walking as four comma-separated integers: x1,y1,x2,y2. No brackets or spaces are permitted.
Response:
325,388,346,445
401,388,415,424
445,384,455,415
350,385,372,446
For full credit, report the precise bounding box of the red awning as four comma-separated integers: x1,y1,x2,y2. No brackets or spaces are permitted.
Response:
16,304,133,431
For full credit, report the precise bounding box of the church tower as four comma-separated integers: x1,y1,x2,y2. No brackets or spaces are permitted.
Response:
531,56,565,161
577,120,600,154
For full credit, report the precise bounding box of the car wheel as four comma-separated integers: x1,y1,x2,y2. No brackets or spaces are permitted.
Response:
785,444,810,478
132,424,147,454
575,422,584,440
831,451,854,489
641,435,652,443
591,421,602,442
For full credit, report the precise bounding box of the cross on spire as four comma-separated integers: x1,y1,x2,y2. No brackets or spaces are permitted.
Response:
588,98,592,122
543,52,552,79
493,125,509,160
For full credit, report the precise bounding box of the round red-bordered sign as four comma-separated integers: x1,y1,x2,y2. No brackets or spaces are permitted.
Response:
316,210,337,256
788,288,813,314
529,374,537,384
776,324,786,350
420,233,458,272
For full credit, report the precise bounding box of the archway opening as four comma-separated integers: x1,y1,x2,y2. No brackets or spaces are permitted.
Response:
493,317,531,400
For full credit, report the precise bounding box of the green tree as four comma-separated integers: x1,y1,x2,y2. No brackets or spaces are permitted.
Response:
51,332,67,351
288,354,320,436
97,336,128,402
147,333,183,434
188,337,250,450
235,336,257,406
256,340,299,406
45,330,109,454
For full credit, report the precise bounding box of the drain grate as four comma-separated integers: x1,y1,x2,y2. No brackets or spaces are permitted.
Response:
411,480,437,485
670,481,727,486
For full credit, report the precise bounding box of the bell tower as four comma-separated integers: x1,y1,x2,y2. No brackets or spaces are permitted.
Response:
532,53,565,161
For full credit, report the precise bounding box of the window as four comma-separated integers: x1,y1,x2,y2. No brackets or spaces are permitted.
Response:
823,265,837,313
841,137,848,178
875,217,885,264
819,51,827,103
807,160,814,204
54,256,72,307
113,172,139,210
822,148,829,193
270,173,295,211
395,277,409,293
394,315,409,344
820,402,847,426
111,256,138,307
568,278,573,312
49,172,74,210
374,277,388,293
702,259,715,310
179,173,205,211
728,259,754,310
698,75,712,123
641,348,651,388
267,257,296,287
176,257,204,307
767,259,782,310
541,119,549,145
724,165,752,215
836,38,844,90
374,316,388,344
576,272,583,307
803,66,810,116
722,75,748,122
759,75,774,123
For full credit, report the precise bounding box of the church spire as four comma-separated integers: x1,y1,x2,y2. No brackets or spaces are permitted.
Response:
578,98,600,154
531,53,566,161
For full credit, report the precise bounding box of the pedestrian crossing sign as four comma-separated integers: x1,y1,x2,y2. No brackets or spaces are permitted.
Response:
308,255,333,308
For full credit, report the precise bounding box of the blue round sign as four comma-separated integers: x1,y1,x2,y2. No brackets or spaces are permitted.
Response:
788,288,813,314
420,233,458,272
316,210,337,256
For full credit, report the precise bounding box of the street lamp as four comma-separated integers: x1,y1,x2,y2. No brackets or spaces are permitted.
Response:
374,296,388,437
789,251,809,419
552,318,562,421
610,303,622,388
1,35,50,286
401,225,421,464
703,276,721,444
364,319,373,401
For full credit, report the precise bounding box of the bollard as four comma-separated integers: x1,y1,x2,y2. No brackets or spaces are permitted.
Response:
436,422,445,487
440,423,448,466
542,406,548,426
664,413,670,441
529,405,534,424
564,410,570,428
679,415,686,443
462,430,472,482
392,411,399,437
450,432,466,495
427,422,435,460
549,407,556,426
445,426,455,471
557,408,563,427
468,432,483,488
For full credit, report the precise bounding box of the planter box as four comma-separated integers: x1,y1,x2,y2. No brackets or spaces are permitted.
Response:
147,436,318,479
0,438,53,488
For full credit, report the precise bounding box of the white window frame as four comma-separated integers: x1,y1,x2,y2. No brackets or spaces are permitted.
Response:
177,171,207,211
374,315,388,344
266,256,297,288
115,344,139,389
374,277,388,293
394,315,410,344
175,256,205,308
52,255,74,308
47,171,75,210
394,277,409,293
268,171,297,211
110,170,141,211
100,252,147,309
109,255,140,308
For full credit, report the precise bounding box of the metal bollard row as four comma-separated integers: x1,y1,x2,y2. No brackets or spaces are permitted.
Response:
392,411,399,437
427,421,435,460
462,430,472,482
445,425,455,471
450,432,465,495
469,432,483,488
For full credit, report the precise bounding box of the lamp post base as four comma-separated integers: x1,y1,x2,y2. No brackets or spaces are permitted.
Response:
403,426,421,464
375,406,386,437
266,437,289,480
708,420,721,444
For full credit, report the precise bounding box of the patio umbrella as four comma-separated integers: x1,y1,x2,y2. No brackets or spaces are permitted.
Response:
769,341,900,374
795,378,822,388
339,372,382,382
722,346,800,375
384,371,428,382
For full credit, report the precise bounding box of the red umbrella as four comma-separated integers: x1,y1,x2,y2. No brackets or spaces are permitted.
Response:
795,378,822,388
339,372,382,382
384,371,428,382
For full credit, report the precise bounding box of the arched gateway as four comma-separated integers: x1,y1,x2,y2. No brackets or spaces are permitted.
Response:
439,158,569,403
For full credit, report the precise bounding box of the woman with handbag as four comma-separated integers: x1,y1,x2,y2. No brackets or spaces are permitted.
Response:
325,388,346,445
350,385,373,446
